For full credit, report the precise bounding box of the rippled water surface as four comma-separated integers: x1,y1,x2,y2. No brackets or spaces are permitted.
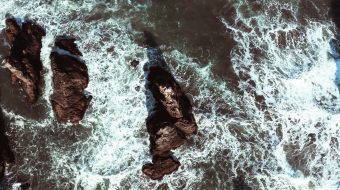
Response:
0,0,339,189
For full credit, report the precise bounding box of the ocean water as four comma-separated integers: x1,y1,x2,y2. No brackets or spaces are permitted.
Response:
0,0,339,189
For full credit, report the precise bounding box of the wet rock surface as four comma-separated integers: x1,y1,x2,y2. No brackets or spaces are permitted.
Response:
50,36,92,124
142,156,181,180
3,16,46,103
142,32,198,180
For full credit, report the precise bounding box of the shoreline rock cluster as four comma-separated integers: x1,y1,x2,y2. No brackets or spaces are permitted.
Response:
1,16,199,183
2,16,91,124
142,32,198,180
1,16,93,188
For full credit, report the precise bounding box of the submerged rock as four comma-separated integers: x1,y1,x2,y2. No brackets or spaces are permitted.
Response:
232,171,252,190
130,60,139,67
0,108,15,183
0,130,14,166
142,31,197,179
50,36,92,124
3,16,46,103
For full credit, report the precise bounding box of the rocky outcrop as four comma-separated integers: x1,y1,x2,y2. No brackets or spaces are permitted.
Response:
145,66,197,156
3,16,46,103
50,36,92,124
142,32,198,180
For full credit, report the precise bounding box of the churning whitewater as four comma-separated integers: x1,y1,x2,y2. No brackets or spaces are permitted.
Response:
0,0,339,189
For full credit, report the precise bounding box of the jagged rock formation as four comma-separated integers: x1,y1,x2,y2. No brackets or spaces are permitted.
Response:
50,36,92,124
142,32,198,180
3,16,46,103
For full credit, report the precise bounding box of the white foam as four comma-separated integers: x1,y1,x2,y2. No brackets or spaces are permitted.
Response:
0,0,339,189
222,0,340,189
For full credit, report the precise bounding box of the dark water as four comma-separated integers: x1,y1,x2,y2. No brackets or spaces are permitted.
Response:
139,0,237,82
0,0,339,189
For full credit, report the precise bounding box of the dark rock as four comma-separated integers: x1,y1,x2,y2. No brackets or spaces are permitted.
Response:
54,36,82,56
20,182,30,190
148,124,186,157
232,171,252,190
0,110,15,165
145,60,198,137
0,107,15,184
0,131,14,166
50,36,92,124
307,133,316,144
0,163,4,183
142,156,180,180
142,31,197,179
130,60,139,67
3,16,46,103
